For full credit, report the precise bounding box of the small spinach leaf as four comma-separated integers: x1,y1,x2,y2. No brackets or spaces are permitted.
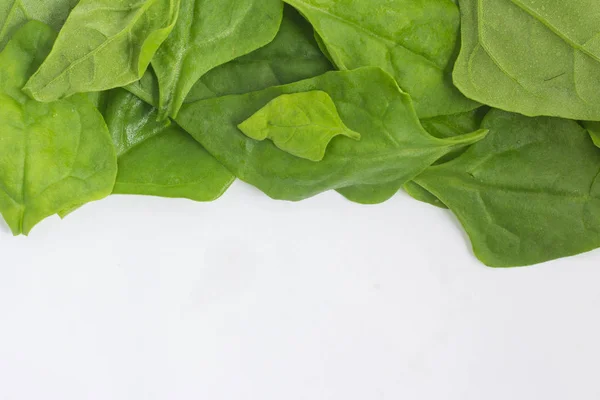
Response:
238,91,361,162
23,0,179,102
415,109,600,267
0,22,117,235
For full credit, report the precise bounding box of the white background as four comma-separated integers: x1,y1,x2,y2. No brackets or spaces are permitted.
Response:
0,181,599,400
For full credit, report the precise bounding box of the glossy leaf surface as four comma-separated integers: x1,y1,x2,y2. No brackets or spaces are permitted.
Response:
24,0,179,102
0,22,117,235
104,89,235,201
176,68,487,201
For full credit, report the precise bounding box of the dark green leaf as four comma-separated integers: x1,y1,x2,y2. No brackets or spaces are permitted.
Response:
415,110,600,267
176,68,487,201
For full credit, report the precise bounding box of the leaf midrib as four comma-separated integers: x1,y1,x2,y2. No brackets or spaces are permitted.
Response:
509,0,600,64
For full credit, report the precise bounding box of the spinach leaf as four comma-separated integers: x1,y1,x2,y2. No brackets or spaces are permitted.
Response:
403,181,448,209
415,109,600,267
583,122,600,148
176,68,487,201
401,107,489,209
0,0,78,49
336,180,408,205
339,107,489,205
23,0,179,102
185,5,332,103
103,89,235,201
283,0,479,118
0,22,117,235
150,0,283,118
128,5,332,107
454,0,600,120
238,91,361,162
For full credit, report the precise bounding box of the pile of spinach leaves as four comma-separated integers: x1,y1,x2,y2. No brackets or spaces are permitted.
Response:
1,0,599,268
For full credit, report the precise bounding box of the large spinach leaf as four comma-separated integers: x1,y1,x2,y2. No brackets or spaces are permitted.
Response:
283,0,479,118
128,5,331,107
0,0,78,49
150,0,283,118
185,5,332,103
415,109,600,267
23,0,179,102
176,68,487,201
338,107,489,205
454,0,600,120
0,22,117,235
104,89,234,201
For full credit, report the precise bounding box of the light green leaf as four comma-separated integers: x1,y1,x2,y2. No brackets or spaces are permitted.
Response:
23,0,179,102
283,0,479,118
151,0,283,118
176,68,488,202
238,91,361,162
415,109,600,267
403,181,447,209
453,0,600,120
103,89,235,201
583,121,600,148
0,22,117,235
0,0,79,49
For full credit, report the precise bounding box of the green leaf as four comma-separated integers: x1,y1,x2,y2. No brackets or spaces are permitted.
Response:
176,68,488,201
238,91,361,162
23,0,179,102
453,0,600,120
103,89,234,201
128,5,332,107
185,5,332,103
336,180,406,205
339,107,490,205
402,107,489,208
415,109,600,267
283,0,479,118
0,0,79,49
420,108,489,140
151,0,283,118
583,121,600,148
403,181,447,209
0,22,117,235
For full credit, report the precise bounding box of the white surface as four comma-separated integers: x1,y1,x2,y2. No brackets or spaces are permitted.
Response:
0,181,599,400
